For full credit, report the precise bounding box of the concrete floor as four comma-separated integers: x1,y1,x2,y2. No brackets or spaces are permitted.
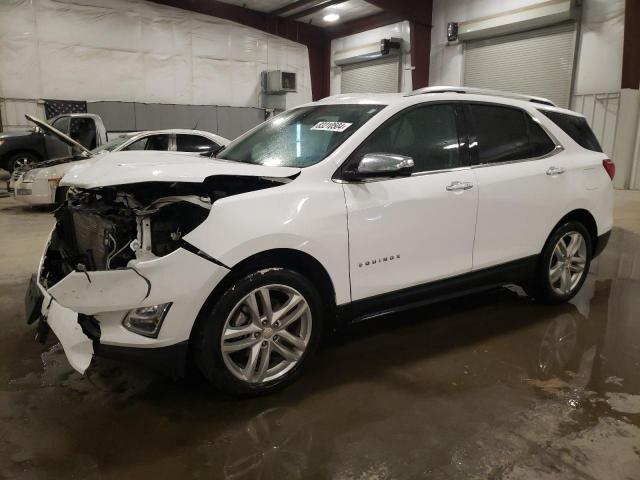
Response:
0,190,639,480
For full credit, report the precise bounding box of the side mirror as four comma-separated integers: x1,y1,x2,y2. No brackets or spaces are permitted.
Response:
344,153,414,181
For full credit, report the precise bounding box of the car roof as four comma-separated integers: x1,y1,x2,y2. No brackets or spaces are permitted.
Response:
122,129,230,143
49,113,103,120
311,87,583,118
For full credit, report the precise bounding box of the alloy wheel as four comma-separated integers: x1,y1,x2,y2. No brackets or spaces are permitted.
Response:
14,157,33,169
220,284,312,384
548,231,587,295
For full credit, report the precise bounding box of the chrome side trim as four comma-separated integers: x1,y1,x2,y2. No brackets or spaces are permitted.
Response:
470,145,564,171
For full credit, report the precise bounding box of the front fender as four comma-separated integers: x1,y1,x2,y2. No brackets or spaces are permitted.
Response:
184,180,351,305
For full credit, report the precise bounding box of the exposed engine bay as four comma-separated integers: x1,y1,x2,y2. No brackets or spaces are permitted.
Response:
40,176,291,288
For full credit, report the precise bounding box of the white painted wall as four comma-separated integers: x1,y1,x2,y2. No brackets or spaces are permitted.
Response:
0,0,312,109
429,0,625,95
329,21,412,95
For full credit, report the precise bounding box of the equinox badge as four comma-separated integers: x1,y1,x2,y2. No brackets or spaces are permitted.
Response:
358,254,400,268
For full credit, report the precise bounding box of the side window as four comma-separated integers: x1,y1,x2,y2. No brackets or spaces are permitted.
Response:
176,134,218,153
468,104,556,163
51,117,70,134
123,137,148,151
526,115,556,158
468,104,530,163
540,110,603,152
123,134,170,151
69,118,97,149
350,104,461,173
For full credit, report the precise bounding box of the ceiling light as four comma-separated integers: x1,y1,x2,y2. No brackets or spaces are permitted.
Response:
323,13,340,22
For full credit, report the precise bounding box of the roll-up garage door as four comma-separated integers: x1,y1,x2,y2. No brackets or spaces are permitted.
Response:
341,55,401,94
463,22,577,107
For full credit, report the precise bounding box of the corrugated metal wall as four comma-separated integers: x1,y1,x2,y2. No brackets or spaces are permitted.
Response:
1,99,265,140
340,56,402,94
87,102,265,140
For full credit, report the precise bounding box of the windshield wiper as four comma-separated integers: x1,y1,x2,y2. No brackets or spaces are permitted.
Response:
200,144,227,158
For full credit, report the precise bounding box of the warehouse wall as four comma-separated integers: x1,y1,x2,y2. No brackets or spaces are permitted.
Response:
0,0,312,109
429,0,625,95
329,21,413,95
86,101,265,140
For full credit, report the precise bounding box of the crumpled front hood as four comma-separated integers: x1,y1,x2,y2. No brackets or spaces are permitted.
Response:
60,150,301,188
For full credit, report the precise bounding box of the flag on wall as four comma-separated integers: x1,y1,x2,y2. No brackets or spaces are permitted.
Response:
44,100,87,119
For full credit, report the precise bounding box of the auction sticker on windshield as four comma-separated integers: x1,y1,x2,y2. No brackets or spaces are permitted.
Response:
311,121,353,132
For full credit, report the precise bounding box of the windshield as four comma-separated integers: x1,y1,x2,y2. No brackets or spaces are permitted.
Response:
90,136,132,154
218,104,384,168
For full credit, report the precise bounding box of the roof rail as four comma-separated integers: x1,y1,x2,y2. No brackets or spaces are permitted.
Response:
405,86,556,107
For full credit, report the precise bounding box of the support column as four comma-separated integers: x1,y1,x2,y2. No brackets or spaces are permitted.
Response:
622,0,640,90
308,38,331,101
619,0,640,189
410,20,432,90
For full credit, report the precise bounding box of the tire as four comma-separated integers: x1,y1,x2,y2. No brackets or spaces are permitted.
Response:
529,221,592,304
54,186,69,204
7,152,39,174
193,268,324,396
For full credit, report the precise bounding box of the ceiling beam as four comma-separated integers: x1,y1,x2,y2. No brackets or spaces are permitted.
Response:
150,0,325,44
288,0,348,20
270,0,324,16
364,0,431,25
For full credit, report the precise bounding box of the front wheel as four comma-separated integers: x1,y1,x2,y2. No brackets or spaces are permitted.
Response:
193,268,324,396
530,221,592,304
7,152,39,173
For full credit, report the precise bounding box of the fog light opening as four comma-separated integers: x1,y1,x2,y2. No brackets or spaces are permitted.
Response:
123,303,172,338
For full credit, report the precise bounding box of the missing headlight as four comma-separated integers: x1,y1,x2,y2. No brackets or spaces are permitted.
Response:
149,201,210,257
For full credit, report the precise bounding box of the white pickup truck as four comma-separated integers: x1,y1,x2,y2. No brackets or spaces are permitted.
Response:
0,113,109,173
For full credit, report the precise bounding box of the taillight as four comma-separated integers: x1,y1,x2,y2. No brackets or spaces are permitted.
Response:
603,159,615,180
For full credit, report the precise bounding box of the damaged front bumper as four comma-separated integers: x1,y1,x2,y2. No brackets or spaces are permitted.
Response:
31,240,229,377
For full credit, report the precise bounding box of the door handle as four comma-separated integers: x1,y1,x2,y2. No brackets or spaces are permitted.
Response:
446,181,474,192
546,166,565,176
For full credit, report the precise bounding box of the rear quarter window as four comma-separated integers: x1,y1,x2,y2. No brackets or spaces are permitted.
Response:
539,110,602,152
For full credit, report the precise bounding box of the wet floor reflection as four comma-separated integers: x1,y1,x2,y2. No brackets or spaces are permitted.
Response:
1,227,639,478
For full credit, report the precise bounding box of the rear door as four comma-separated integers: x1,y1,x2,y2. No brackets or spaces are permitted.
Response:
342,103,479,300
466,103,568,270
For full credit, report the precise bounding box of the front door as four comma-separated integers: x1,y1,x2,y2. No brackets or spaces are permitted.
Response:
342,103,479,301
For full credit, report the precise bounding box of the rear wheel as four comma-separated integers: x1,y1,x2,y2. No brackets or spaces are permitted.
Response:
530,221,592,304
193,268,323,396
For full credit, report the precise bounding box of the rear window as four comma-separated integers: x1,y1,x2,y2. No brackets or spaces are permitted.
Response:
540,110,602,152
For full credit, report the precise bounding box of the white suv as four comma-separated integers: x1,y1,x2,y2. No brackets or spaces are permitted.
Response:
27,87,614,396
